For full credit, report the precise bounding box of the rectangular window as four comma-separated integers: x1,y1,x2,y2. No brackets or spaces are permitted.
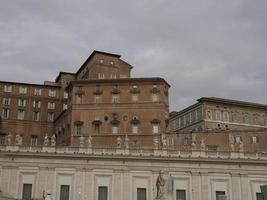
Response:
22,184,32,200
223,111,229,122
63,104,68,110
251,136,259,144
33,111,40,121
112,94,119,103
132,94,139,102
176,190,186,200
30,135,38,146
48,102,55,109
2,108,10,119
152,124,159,134
216,111,222,121
48,112,55,122
137,188,146,200
98,186,108,200
112,125,118,134
19,87,27,94
152,93,159,102
64,91,68,99
94,94,101,104
256,192,264,200
0,134,6,145
3,98,11,106
167,137,174,146
216,191,226,200
60,185,70,200
34,88,42,96
110,74,117,79
33,100,41,108
75,124,82,135
18,99,27,107
17,109,25,120
98,73,105,79
76,94,83,104
132,125,139,134
48,89,56,97
235,136,242,144
4,85,12,93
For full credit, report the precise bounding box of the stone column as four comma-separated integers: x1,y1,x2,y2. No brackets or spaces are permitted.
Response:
231,173,242,200
240,174,249,200
200,172,209,200
191,172,201,200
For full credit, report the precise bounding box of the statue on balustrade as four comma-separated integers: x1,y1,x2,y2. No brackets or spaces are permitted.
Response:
117,136,122,148
87,135,92,147
229,134,235,152
6,134,12,145
50,134,56,147
153,136,159,149
200,138,205,151
125,135,130,149
15,134,23,146
161,135,167,149
44,134,49,146
79,136,85,147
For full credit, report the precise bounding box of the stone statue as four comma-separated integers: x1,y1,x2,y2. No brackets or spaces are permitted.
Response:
117,136,122,148
162,135,167,148
6,134,12,145
229,135,235,152
50,134,56,147
156,170,165,200
153,136,159,149
200,138,205,151
79,136,85,147
15,134,23,146
43,189,52,200
87,135,92,147
125,135,130,149
44,134,49,146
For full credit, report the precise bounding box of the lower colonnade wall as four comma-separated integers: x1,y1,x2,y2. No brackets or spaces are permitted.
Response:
0,146,267,200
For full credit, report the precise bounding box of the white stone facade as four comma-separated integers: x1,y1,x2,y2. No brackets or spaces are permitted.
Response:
0,146,267,200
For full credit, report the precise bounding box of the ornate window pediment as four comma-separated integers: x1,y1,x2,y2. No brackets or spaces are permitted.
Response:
151,119,161,124
150,87,160,94
74,120,84,125
111,88,120,94
92,119,102,125
131,118,140,125
130,87,140,94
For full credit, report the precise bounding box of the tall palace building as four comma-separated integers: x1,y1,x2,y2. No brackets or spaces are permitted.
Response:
1,50,267,200
0,50,170,147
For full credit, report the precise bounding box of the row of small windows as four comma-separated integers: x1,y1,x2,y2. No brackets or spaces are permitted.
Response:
76,92,160,104
73,117,161,135
170,108,203,131
207,109,267,126
2,98,57,109
1,108,55,122
98,73,117,79
74,123,160,135
1,85,58,97
15,183,265,200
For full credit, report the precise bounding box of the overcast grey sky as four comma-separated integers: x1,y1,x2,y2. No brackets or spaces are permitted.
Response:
0,0,266,111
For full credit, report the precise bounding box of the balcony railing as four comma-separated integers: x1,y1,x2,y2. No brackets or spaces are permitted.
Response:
0,145,267,161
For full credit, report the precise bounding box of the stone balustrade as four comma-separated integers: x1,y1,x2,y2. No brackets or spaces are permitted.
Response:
0,145,267,161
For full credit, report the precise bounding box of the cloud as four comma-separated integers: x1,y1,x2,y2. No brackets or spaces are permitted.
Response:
0,0,266,111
